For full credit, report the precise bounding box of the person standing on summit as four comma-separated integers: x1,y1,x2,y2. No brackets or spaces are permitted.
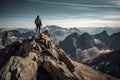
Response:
35,15,42,33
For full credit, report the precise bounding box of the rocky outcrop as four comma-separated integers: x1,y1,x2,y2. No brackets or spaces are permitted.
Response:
0,30,119,80
0,56,37,80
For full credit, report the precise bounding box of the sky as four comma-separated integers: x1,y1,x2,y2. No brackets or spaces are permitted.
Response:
0,0,120,28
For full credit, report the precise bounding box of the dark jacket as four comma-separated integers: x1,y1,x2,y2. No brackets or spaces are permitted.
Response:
35,18,42,26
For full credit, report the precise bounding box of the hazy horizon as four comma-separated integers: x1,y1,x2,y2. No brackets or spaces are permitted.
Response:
0,0,120,28
0,25,120,30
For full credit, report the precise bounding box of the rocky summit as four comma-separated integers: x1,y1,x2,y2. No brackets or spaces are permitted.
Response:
0,30,119,80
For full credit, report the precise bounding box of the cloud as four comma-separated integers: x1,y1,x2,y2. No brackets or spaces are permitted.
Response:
0,0,120,28
44,18,120,27
103,15,120,21
108,0,120,6
27,0,79,6
104,15,120,19
26,0,120,8
0,16,120,28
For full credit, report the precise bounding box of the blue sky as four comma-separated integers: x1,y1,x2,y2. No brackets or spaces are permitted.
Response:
0,0,120,28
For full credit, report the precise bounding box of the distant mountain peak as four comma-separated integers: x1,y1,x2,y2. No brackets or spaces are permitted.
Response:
101,30,108,35
67,32,80,38
82,32,90,37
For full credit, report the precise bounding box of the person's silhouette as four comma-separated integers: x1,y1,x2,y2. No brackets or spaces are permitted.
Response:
35,15,42,33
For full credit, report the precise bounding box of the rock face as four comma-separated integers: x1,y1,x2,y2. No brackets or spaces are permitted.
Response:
0,56,37,80
94,31,120,50
85,50,120,79
0,29,34,47
94,30,110,47
109,32,120,50
59,32,109,58
59,31,120,60
1,31,18,46
0,30,119,80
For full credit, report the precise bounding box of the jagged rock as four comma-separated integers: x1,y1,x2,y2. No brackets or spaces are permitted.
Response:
0,56,37,80
1,31,19,46
42,57,78,80
27,52,38,61
59,32,109,59
94,30,110,46
0,30,119,80
42,49,59,60
58,48,75,72
0,41,22,68
0,44,4,49
85,50,120,79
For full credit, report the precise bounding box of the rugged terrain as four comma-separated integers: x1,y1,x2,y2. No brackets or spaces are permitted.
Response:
94,30,120,50
0,30,118,80
59,31,109,59
42,25,83,45
59,30,120,60
0,26,82,47
0,28,34,47
85,50,120,79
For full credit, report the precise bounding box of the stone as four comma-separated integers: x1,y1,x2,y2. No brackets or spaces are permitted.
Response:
0,56,37,80
43,57,78,80
58,48,75,72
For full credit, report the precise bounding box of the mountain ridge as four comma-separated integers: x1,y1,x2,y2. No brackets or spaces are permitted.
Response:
85,50,120,78
0,30,118,80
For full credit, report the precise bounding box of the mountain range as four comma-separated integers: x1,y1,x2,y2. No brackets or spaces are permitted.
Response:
58,29,120,79
41,25,83,45
0,26,120,79
0,25,83,47
59,30,120,54
59,30,113,59
78,27,120,35
0,30,119,80
0,28,34,47
1,26,120,46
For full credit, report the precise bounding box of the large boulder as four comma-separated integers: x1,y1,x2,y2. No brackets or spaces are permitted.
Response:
0,56,37,80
